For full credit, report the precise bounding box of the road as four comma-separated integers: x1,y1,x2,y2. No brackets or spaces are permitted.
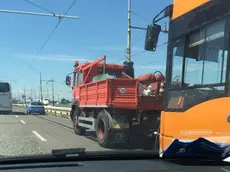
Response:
0,106,110,156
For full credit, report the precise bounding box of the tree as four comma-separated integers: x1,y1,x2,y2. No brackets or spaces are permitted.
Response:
61,98,70,104
61,98,66,104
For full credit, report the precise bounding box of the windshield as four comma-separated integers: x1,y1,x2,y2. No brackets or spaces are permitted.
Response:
3,0,230,164
31,102,43,106
0,83,10,92
167,19,228,111
4,0,166,158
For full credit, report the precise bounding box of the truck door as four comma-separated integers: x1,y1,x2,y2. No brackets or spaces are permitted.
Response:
73,71,83,101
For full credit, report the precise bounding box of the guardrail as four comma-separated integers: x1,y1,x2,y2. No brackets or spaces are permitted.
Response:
13,104,71,118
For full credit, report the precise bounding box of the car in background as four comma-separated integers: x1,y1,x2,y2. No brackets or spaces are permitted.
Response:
42,98,49,106
26,102,45,115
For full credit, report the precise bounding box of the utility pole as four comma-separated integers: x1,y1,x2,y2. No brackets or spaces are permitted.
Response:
17,90,19,100
51,79,54,106
24,85,26,104
57,92,60,102
127,0,131,62
47,88,49,99
40,72,43,101
57,91,62,102
42,79,55,105
34,90,37,100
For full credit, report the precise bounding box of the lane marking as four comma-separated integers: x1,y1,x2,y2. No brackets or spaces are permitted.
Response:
15,115,18,118
32,131,47,142
20,120,26,124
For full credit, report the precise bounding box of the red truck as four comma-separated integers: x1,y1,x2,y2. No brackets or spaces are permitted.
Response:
65,55,164,148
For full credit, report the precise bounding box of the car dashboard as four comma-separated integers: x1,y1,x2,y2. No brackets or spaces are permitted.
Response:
0,159,230,172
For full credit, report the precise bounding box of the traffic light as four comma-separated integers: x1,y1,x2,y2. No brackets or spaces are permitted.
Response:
144,24,161,52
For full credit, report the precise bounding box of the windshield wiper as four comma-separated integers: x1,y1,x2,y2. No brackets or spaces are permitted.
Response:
51,148,86,157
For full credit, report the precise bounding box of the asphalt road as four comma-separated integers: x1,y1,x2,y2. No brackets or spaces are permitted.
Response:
0,106,110,156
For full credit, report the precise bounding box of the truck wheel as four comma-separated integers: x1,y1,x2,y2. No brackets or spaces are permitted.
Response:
96,111,110,148
72,107,85,135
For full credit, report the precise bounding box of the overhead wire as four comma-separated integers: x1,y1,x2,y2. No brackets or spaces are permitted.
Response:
114,41,168,64
29,0,77,67
131,11,151,23
131,36,145,47
23,0,55,14
19,0,77,80
139,42,168,66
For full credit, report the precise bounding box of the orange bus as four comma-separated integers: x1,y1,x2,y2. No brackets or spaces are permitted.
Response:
145,0,230,155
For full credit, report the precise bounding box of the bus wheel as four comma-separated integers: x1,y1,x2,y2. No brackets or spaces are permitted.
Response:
96,111,110,148
72,107,85,135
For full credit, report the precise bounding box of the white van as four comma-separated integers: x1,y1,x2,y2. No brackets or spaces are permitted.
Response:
42,98,49,106
0,82,12,113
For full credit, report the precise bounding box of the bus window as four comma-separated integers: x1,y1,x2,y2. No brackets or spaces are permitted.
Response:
0,83,10,93
184,20,226,86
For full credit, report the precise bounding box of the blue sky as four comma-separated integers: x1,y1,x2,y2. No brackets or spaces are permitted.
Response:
1,0,172,100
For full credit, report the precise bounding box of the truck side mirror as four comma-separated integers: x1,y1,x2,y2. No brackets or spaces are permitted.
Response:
144,24,161,52
66,76,71,86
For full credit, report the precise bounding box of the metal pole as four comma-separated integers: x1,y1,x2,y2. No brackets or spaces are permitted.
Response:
38,86,40,100
52,79,54,106
131,26,147,30
17,90,20,101
40,72,43,101
127,0,131,62
30,89,32,101
0,9,80,19
24,85,26,104
47,88,49,99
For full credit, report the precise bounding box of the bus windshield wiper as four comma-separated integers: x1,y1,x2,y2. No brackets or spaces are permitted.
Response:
51,148,86,157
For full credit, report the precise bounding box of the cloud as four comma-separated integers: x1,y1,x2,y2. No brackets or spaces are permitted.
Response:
37,55,91,62
2,48,13,52
13,53,92,62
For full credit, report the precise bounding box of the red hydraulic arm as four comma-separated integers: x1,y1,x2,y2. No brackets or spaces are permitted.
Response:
81,56,106,84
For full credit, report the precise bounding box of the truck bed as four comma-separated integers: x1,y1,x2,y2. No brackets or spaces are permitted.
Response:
78,78,163,111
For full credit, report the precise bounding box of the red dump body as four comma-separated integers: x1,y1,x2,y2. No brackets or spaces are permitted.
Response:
73,56,164,111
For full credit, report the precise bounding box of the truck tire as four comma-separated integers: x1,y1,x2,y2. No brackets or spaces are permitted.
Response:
96,111,110,148
72,106,86,135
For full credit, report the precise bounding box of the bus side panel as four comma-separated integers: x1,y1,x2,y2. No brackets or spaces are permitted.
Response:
0,94,12,109
159,111,165,154
161,97,230,151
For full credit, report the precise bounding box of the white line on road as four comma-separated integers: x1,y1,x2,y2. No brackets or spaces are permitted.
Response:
20,120,26,124
15,115,18,118
32,131,47,142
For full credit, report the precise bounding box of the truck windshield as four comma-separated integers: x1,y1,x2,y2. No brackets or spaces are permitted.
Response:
167,19,228,111
0,83,10,93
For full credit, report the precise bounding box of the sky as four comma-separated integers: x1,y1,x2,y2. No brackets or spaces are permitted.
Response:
0,0,172,100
